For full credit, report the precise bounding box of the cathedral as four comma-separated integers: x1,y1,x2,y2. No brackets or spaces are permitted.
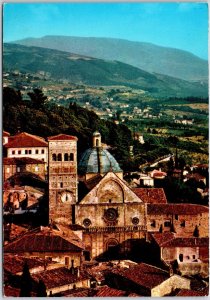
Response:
48,132,147,259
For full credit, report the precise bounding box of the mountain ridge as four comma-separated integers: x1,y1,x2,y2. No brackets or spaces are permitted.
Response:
11,35,208,82
3,43,208,98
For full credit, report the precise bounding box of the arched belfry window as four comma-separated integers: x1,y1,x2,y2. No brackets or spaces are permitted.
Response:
64,153,68,161
57,153,62,161
70,153,74,161
52,153,57,161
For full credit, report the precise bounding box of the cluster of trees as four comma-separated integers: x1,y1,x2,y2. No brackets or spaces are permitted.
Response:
3,87,133,169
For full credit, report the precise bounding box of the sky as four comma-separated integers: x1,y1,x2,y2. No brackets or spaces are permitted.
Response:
3,2,208,60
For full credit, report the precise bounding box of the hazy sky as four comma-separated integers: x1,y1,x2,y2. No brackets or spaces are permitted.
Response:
3,2,208,59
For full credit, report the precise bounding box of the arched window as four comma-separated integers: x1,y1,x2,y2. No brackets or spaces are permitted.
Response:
64,153,68,161
96,138,99,147
70,153,74,161
52,153,57,161
57,153,62,161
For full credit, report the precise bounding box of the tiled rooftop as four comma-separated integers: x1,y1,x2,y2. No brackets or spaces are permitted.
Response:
132,188,167,204
94,285,126,297
4,254,46,275
32,267,90,289
3,157,45,165
177,287,209,296
5,132,48,148
152,233,209,248
110,263,169,289
4,227,84,253
48,134,78,141
147,203,209,215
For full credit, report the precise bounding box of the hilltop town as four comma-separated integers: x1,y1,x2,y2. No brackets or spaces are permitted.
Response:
3,127,209,297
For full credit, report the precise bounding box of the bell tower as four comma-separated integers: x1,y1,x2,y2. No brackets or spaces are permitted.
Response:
92,131,101,148
48,134,78,225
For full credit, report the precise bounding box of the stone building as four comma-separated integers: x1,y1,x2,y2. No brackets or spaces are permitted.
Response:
151,232,209,277
146,203,209,237
48,134,78,225
4,132,48,173
4,226,84,268
3,157,45,181
106,263,190,297
75,172,146,259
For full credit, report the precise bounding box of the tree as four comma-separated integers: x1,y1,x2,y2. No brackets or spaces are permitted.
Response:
19,262,33,297
27,88,47,110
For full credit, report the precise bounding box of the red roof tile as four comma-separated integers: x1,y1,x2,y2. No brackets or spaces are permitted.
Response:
94,285,126,297
5,132,48,148
151,232,175,246
61,288,90,297
48,134,78,141
186,173,206,180
4,254,47,275
147,203,208,215
110,263,169,289
153,234,209,248
4,285,20,297
4,227,84,253
3,131,10,137
3,157,45,165
132,188,167,204
32,267,89,289
177,288,209,296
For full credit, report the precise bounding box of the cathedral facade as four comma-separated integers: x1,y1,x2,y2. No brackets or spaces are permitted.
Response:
48,132,147,259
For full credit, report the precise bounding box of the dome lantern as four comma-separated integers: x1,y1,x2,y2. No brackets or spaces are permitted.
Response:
92,131,101,148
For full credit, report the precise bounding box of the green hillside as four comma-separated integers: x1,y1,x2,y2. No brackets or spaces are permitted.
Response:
3,43,208,98
12,36,208,81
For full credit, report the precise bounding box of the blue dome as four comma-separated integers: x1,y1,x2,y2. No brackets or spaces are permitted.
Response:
78,148,122,175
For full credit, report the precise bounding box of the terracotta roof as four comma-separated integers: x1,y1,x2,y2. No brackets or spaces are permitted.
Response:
110,263,169,289
3,131,10,137
4,227,84,253
61,288,90,297
152,234,209,248
177,288,209,296
32,267,89,289
4,285,20,297
147,203,209,215
4,254,46,275
186,173,206,180
94,285,126,297
4,223,28,242
3,157,45,165
151,232,175,246
132,188,167,204
48,134,78,141
5,132,48,148
55,224,86,249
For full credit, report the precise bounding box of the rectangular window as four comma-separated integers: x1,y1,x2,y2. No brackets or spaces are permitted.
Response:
151,220,156,227
29,150,32,154
25,150,28,154
6,167,10,173
18,150,21,155
12,150,15,155
175,214,178,220
164,221,171,227
17,167,20,172
180,220,185,227
41,149,45,154
35,149,39,154
60,182,63,188
65,257,70,266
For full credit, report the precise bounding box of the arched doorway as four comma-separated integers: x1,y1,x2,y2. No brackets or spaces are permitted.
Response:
106,239,119,259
